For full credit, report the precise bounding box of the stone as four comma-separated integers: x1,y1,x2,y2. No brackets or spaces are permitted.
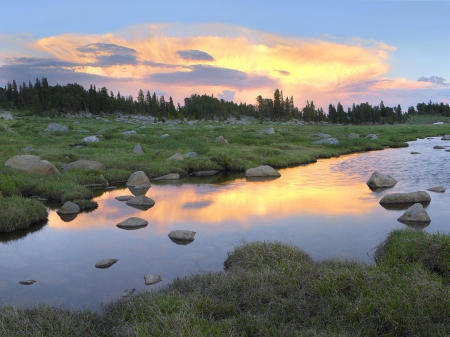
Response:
411,152,421,154
433,146,445,149
21,146,35,152
126,195,156,209
182,152,198,158
115,195,134,201
116,217,148,230
348,133,360,138
312,138,339,145
379,191,431,204
144,274,162,285
168,230,196,245
365,134,378,140
95,259,118,269
245,165,281,178
366,171,397,188
160,134,169,139
19,280,36,285
126,171,151,189
427,186,446,193
45,123,68,132
215,135,228,144
132,144,144,155
312,133,331,138
0,111,14,120
62,159,106,172
433,122,444,125
121,288,135,298
167,153,184,161
154,173,180,181
57,201,81,215
123,130,136,135
259,127,275,135
441,135,450,140
397,203,431,224
194,170,219,176
5,155,60,176
81,136,99,143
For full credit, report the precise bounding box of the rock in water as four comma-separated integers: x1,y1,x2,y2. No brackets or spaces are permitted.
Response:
126,171,151,189
433,146,445,149
57,201,80,215
379,191,431,204
5,155,60,176
441,135,450,140
144,274,162,285
168,230,196,244
19,280,36,285
62,159,106,172
115,196,134,201
411,152,421,155
116,217,148,230
427,186,446,193
397,203,431,224
132,144,144,155
245,165,281,178
125,196,156,210
366,171,397,188
154,173,180,181
95,259,118,269
121,288,135,298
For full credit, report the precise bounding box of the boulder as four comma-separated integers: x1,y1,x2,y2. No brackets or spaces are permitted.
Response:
126,171,151,189
182,152,198,158
121,288,135,298
19,280,36,285
312,138,339,145
167,153,184,161
441,135,450,140
0,111,14,120
115,195,134,201
312,133,331,138
397,203,431,224
348,133,360,138
21,146,35,153
379,191,431,204
366,171,397,188
160,134,169,139
81,136,99,143
215,135,228,144
168,230,196,244
427,186,446,193
116,217,148,230
154,173,180,181
245,165,281,178
365,134,378,140
433,146,445,149
123,130,136,135
5,155,60,176
259,127,275,135
125,195,156,209
411,152,421,155
132,144,144,155
57,201,81,215
433,122,444,125
95,259,118,269
62,159,106,172
194,170,219,177
144,274,162,285
45,123,68,132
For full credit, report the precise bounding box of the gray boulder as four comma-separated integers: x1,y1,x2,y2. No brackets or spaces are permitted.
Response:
45,123,68,132
81,136,99,143
441,135,450,140
21,146,35,153
126,171,151,189
19,280,36,285
95,259,118,269
182,152,198,158
245,165,281,178
123,130,136,135
167,153,184,161
312,133,331,138
348,133,360,138
121,288,135,298
433,146,445,149
365,134,378,140
160,134,169,139
215,135,228,144
411,152,421,155
116,217,148,230
0,111,14,120
57,201,80,215
115,195,134,201
144,274,162,285
312,138,339,145
427,186,446,193
168,230,196,244
132,144,144,155
397,203,431,224
379,191,431,204
125,195,156,209
366,171,397,188
259,127,275,135
154,173,180,181
5,155,60,176
62,159,106,172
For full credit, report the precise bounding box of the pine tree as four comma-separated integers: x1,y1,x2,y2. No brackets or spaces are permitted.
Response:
337,102,346,124
137,89,145,113
273,89,282,120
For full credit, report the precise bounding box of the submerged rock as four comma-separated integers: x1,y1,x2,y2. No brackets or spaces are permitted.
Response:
433,146,445,149
154,173,180,181
126,171,151,189
427,186,446,193
245,165,281,178
125,195,155,209
411,152,421,155
366,171,397,188
397,203,431,225
144,274,162,285
379,191,431,204
194,170,219,177
115,195,134,201
95,259,118,269
116,217,148,230
18,280,36,285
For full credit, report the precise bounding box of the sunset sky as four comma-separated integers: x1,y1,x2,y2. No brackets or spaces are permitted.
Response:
0,0,449,110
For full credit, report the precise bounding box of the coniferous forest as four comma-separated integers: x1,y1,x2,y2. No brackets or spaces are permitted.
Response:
1,77,449,124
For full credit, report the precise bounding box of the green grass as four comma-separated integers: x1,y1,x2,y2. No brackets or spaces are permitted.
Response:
0,195,48,232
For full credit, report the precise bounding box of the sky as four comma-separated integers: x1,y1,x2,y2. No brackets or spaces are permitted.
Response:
0,0,449,110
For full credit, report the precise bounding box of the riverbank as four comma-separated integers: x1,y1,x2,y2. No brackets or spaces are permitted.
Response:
1,230,450,336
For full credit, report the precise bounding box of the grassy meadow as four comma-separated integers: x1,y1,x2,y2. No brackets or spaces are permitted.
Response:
1,111,450,336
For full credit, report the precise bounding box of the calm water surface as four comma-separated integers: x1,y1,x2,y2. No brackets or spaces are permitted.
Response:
1,137,450,310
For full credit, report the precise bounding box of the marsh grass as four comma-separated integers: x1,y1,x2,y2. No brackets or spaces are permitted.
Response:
0,196,48,232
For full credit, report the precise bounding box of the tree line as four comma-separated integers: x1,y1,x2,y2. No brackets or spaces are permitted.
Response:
1,77,449,124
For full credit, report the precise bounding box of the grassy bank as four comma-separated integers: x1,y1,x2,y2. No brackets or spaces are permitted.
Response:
1,230,450,336
0,195,48,232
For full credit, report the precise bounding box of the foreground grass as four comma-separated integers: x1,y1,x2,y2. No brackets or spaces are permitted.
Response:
0,196,48,232
2,230,450,336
